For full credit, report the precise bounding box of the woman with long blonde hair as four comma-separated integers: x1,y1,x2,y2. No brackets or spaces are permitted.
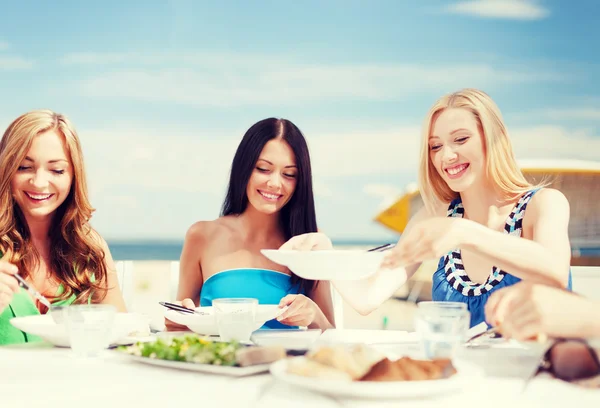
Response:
283,88,572,327
0,110,125,344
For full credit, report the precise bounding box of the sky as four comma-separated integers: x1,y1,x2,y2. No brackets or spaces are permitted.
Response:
0,0,599,242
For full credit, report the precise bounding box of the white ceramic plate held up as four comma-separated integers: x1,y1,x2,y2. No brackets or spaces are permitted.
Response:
261,250,385,281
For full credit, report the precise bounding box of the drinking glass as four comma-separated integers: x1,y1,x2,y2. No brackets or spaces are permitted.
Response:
65,304,117,358
213,298,258,342
414,301,470,359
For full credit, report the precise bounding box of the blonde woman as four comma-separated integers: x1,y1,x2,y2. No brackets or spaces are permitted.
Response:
0,110,126,345
283,89,572,327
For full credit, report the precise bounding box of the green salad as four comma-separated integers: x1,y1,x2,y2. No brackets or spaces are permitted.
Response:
119,334,243,366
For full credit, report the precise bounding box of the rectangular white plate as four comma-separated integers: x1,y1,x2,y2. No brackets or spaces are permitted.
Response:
115,352,270,377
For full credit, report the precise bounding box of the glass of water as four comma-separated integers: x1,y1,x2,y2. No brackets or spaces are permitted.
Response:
415,301,470,359
213,298,258,342
65,304,117,358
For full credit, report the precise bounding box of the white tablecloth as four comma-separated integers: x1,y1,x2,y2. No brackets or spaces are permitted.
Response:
1,329,598,407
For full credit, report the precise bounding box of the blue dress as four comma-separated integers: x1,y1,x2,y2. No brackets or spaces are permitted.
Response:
199,268,304,329
432,189,572,327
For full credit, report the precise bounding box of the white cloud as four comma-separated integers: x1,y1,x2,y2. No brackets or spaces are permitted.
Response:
79,122,423,203
445,0,550,20
0,56,33,70
60,52,563,106
82,122,600,205
0,41,8,51
309,126,422,179
534,108,600,121
511,125,600,161
363,184,403,199
81,126,240,197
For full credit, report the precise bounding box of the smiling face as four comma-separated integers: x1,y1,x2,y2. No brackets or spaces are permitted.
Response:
10,130,73,222
246,138,298,215
428,108,487,193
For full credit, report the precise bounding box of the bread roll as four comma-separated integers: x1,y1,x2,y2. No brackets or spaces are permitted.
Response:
235,346,287,367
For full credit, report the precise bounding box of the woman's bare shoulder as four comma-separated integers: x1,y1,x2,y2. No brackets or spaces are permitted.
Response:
185,217,236,243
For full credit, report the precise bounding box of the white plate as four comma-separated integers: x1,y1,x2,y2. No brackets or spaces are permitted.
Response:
261,249,385,281
251,329,322,350
270,356,481,399
164,305,285,336
318,329,417,345
10,313,150,348
117,353,270,377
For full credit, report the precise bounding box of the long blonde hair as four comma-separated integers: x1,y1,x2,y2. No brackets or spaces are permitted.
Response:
0,110,107,304
418,88,537,213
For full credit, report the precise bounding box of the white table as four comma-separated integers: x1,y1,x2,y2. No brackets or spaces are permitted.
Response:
1,330,598,407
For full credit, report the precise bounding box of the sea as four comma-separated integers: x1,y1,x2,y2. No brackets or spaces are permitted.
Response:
107,239,394,261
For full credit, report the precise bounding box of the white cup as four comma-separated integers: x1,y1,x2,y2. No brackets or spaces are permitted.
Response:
415,301,470,359
65,304,117,357
213,298,258,342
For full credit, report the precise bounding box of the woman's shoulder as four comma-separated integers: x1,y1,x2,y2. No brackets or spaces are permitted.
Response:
185,217,236,244
523,187,570,225
527,187,569,211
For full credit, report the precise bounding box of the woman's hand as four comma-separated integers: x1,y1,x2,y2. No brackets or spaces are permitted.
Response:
277,294,324,328
381,217,469,269
0,261,19,314
0,261,19,313
279,232,333,251
164,298,196,332
485,282,599,340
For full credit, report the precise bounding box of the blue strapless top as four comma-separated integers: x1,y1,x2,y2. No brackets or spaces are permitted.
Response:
200,268,304,329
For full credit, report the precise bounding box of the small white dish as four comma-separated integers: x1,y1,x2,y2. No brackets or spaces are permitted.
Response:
164,304,285,336
270,356,481,399
10,312,150,348
261,249,385,281
251,329,321,350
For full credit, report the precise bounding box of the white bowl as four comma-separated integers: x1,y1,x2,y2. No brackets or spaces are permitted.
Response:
164,304,285,336
261,249,386,281
10,312,150,348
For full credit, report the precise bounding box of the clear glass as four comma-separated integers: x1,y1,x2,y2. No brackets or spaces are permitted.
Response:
213,298,258,342
65,304,117,358
414,301,470,359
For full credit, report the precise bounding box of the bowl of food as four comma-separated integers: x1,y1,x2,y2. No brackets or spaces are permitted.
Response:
10,312,150,348
164,304,285,336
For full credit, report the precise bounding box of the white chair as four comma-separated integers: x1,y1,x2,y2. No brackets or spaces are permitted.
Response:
115,260,135,311
170,261,180,301
571,265,600,301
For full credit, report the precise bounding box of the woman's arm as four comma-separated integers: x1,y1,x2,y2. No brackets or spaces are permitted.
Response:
95,236,127,312
163,223,206,331
309,280,335,329
385,189,571,288
461,188,571,287
276,281,335,330
485,282,600,340
176,222,207,306
332,206,436,316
